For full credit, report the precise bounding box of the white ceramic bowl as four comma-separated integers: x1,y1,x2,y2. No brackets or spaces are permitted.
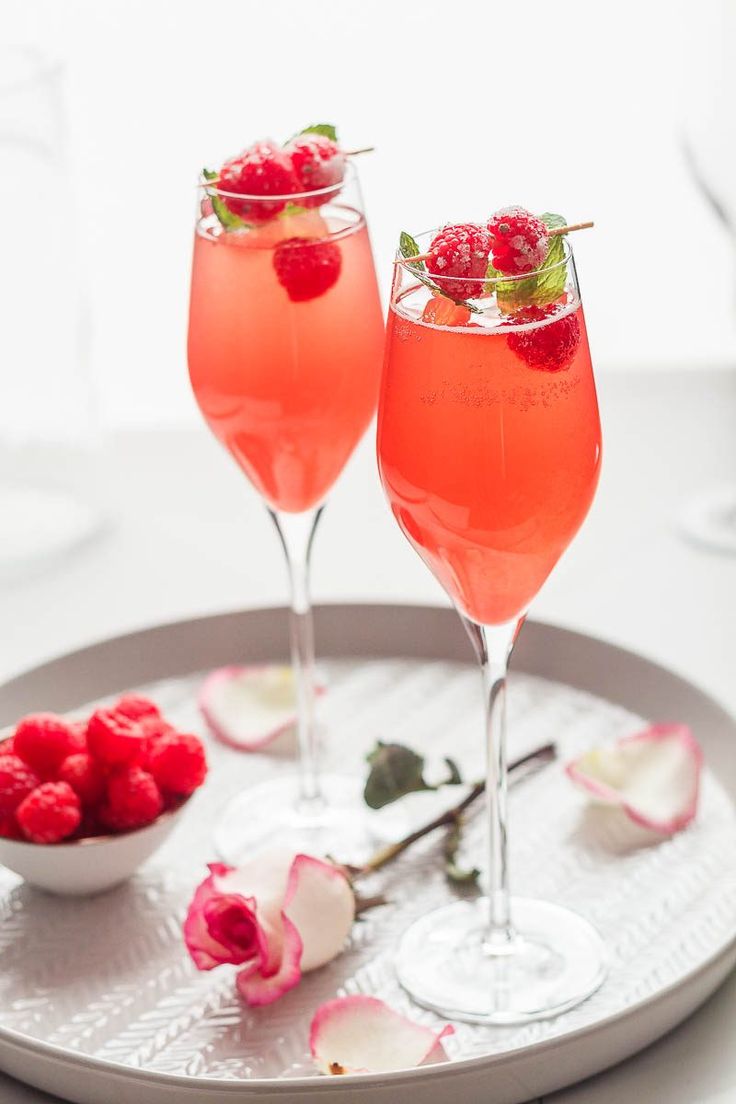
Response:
0,800,189,895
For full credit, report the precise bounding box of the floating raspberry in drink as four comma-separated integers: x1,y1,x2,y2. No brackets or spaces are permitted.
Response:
273,236,342,301
487,206,549,275
285,133,345,206
0,753,40,815
425,223,492,301
219,140,299,223
13,713,84,777
100,767,163,832
16,781,82,843
421,297,472,327
507,306,581,371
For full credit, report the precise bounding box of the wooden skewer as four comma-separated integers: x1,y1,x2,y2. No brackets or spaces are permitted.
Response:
395,220,595,264
197,147,375,188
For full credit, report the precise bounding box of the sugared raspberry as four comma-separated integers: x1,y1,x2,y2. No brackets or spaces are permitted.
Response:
273,237,342,302
219,140,299,222
487,207,549,275
421,297,472,327
14,714,84,776
58,753,106,806
100,767,163,832
16,782,81,844
285,134,345,206
147,732,207,796
425,223,492,301
114,695,160,722
0,754,41,815
0,814,22,840
507,306,581,372
87,708,146,767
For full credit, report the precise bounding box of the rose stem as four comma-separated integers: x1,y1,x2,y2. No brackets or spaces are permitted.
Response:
353,742,556,879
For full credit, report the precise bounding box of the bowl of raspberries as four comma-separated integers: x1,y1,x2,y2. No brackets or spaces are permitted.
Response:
0,694,207,895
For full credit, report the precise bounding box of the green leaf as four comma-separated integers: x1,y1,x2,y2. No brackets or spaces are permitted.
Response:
202,167,250,232
398,231,481,313
363,741,432,810
443,817,481,886
280,202,309,219
296,123,338,142
443,757,463,786
490,212,569,311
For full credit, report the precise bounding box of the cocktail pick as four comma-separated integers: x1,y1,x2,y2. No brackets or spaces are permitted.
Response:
394,221,594,265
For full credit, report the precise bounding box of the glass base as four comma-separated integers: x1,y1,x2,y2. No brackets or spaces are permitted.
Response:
213,772,404,866
397,896,607,1024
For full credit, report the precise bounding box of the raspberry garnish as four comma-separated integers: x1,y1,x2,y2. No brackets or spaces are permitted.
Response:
100,767,163,832
425,223,492,301
87,708,146,768
16,781,81,844
487,206,549,275
273,236,342,302
13,714,84,777
507,306,581,372
284,134,345,206
115,695,161,722
147,732,208,796
421,297,472,327
58,752,106,806
0,753,41,815
219,140,299,223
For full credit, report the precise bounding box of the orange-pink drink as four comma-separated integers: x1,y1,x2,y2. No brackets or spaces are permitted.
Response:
378,298,602,625
189,209,384,513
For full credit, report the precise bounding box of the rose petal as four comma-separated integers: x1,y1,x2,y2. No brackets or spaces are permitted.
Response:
199,665,325,751
284,855,355,972
310,995,454,1075
236,913,303,1006
566,723,703,835
213,848,296,976
183,862,256,970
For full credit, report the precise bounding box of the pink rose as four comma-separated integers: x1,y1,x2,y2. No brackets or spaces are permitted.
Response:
184,848,355,1006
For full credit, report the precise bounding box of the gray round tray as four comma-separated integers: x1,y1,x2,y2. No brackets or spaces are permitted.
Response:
0,604,734,1104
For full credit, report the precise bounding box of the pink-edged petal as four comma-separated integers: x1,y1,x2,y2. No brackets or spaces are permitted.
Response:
284,855,355,972
566,723,703,835
183,862,246,970
214,848,296,977
310,996,454,1075
199,665,325,752
236,913,303,1006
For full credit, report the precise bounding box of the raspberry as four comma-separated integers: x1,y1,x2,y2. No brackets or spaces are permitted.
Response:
58,753,106,806
138,715,176,769
147,732,207,796
487,206,549,275
87,708,146,767
114,695,160,722
273,237,342,302
421,297,471,327
14,714,84,776
219,140,299,222
507,306,581,372
16,782,81,844
0,754,40,815
0,814,22,840
425,223,492,301
284,134,345,206
100,767,163,832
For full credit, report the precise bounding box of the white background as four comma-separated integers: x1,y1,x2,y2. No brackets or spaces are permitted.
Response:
2,0,736,428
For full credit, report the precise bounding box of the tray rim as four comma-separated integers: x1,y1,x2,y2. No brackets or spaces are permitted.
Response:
0,602,734,1097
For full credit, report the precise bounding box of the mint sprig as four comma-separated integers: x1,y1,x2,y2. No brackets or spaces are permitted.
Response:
293,123,338,142
202,168,251,231
487,212,568,311
399,231,481,312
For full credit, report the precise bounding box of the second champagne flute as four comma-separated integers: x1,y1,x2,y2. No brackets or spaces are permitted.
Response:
188,135,384,861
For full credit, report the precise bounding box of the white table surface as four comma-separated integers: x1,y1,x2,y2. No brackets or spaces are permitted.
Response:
1,367,735,1103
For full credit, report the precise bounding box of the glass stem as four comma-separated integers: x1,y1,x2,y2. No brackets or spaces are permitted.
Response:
463,615,524,951
269,507,324,813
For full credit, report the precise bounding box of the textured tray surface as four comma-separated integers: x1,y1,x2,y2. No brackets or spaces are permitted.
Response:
0,654,734,1083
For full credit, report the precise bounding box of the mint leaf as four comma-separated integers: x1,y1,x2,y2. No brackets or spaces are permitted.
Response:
297,123,338,142
202,167,249,231
399,231,481,312
490,212,569,311
280,202,309,219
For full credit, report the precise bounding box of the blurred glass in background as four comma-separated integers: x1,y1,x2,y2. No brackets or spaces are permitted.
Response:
0,45,104,581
